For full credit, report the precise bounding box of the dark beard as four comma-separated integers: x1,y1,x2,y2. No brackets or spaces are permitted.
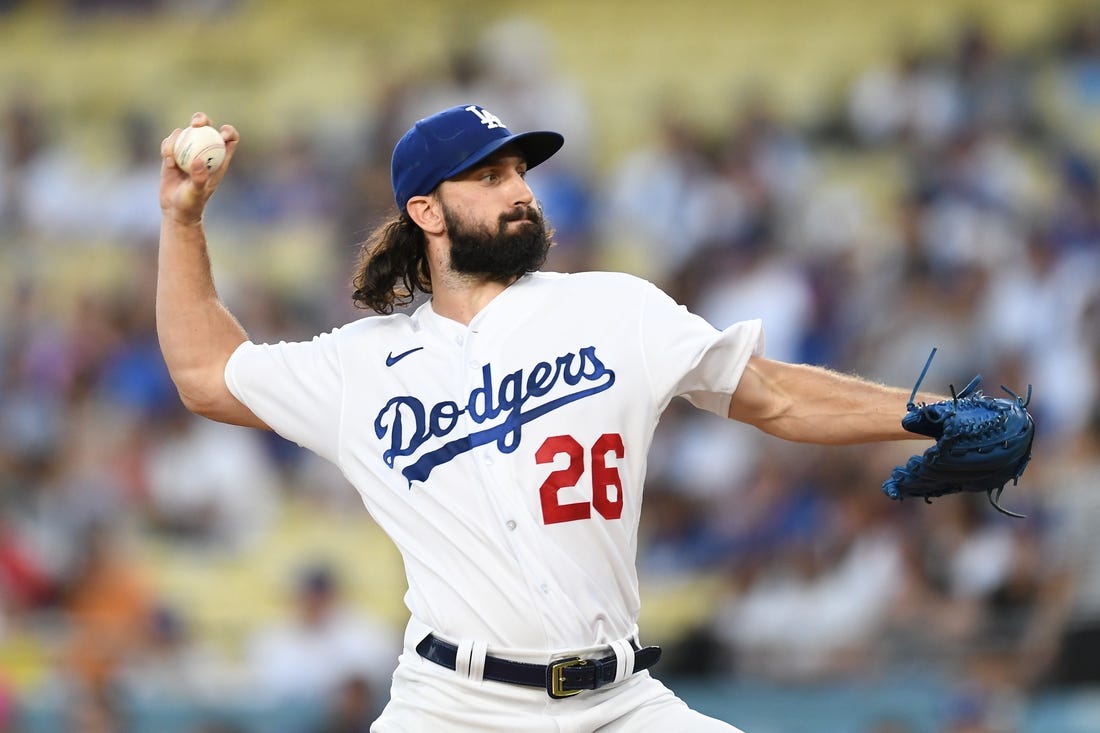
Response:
443,203,551,282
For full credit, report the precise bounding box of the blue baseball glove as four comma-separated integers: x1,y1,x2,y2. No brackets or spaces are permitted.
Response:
882,349,1036,518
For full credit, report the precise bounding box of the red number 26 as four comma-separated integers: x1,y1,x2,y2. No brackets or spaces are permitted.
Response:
536,434,625,525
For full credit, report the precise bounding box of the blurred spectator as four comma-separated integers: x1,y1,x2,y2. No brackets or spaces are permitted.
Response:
709,484,905,681
60,522,153,697
599,105,715,281
847,43,962,148
950,18,1039,136
723,90,817,212
143,405,279,553
637,483,727,577
309,674,376,733
941,642,1027,733
913,141,1029,272
94,268,178,420
850,262,994,388
15,110,103,241
100,109,165,243
227,128,338,225
885,492,1056,682
701,446,828,567
1035,406,1100,688
0,281,70,472
0,93,47,235
118,603,237,706
692,237,815,365
289,450,366,515
1048,4,1100,142
977,227,1099,438
246,561,399,707
644,400,761,501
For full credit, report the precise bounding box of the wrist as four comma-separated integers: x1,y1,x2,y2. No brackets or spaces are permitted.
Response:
163,211,204,228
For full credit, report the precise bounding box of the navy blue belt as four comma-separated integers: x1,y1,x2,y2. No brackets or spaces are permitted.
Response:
415,633,662,699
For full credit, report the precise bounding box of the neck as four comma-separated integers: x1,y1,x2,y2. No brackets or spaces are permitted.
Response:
424,233,529,325
429,271,517,325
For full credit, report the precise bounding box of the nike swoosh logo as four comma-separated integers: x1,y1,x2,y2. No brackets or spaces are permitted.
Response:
386,347,424,367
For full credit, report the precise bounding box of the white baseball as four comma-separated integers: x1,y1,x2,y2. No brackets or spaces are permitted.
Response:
174,125,226,173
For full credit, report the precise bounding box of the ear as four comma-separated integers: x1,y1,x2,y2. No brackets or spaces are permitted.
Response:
406,195,444,236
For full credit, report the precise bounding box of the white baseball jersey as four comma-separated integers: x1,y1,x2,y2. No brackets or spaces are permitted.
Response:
225,271,763,655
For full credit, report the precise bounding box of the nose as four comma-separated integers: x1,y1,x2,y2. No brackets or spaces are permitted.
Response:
508,171,534,206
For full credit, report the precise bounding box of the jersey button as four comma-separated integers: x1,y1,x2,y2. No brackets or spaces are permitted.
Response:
505,520,517,531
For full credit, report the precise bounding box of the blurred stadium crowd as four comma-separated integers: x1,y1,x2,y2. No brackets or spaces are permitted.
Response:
2,1,1100,732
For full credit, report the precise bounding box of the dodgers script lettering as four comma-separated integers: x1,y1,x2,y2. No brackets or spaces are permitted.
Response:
374,346,616,484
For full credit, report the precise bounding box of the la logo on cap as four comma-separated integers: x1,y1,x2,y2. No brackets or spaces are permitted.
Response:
465,105,506,130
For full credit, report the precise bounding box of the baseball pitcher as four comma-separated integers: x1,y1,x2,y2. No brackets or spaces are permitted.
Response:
157,104,1033,731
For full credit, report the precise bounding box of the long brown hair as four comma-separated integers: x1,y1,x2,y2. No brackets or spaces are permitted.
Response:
351,212,431,314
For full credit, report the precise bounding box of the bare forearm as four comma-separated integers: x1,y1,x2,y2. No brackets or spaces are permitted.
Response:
729,357,936,444
156,217,256,424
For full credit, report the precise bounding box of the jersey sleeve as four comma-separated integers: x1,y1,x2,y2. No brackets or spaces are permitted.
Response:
224,330,344,464
639,283,765,416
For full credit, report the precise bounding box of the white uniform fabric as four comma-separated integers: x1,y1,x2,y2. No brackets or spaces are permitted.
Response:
224,271,762,728
378,653,744,732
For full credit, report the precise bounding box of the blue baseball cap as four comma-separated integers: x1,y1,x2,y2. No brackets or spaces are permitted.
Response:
391,104,565,212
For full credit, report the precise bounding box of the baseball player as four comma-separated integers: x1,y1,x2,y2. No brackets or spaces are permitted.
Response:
157,105,937,731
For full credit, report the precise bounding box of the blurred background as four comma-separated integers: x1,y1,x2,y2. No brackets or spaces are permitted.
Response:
1,0,1099,731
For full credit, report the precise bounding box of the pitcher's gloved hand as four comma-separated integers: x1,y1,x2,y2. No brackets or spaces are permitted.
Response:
882,349,1035,518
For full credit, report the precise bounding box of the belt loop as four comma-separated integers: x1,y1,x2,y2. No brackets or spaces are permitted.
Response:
454,639,488,682
468,639,488,682
455,639,474,679
609,638,635,684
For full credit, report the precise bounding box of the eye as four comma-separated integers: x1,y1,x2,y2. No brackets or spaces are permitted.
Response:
481,171,499,183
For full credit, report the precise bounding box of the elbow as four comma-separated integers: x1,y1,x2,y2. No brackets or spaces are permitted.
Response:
729,389,806,442
168,363,229,419
728,358,813,442
174,382,224,420
173,384,267,430
170,372,268,430
729,364,794,434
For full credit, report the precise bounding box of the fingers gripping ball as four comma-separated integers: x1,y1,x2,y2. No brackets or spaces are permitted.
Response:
174,125,226,173
881,348,1036,518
